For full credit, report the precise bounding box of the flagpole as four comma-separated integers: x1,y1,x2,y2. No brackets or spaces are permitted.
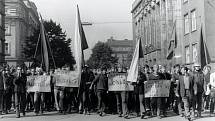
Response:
202,27,208,65
41,36,44,69
34,33,41,58
45,31,57,69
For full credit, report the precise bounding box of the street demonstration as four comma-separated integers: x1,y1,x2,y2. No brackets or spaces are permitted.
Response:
1,1,215,121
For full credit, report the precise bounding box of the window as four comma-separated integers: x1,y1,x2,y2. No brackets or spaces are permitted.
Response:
5,43,10,55
192,44,198,63
185,46,190,64
184,14,189,34
5,24,11,35
0,14,2,27
191,10,197,31
6,8,17,16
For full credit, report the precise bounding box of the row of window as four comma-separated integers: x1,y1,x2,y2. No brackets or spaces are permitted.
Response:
184,9,197,34
185,43,198,64
5,43,9,55
5,8,17,16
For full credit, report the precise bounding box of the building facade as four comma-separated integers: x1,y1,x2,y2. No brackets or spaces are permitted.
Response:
132,0,215,70
0,0,5,64
5,0,39,66
182,0,215,68
107,37,134,68
132,0,183,69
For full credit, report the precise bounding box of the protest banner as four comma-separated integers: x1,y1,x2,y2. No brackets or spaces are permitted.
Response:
54,71,79,87
108,73,134,91
144,80,171,97
27,75,51,92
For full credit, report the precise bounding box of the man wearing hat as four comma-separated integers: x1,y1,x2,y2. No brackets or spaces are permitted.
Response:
192,63,206,118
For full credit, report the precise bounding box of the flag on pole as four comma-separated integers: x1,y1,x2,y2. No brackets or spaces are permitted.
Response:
127,38,143,82
40,15,49,72
167,21,177,60
200,26,211,68
77,5,88,50
74,5,89,83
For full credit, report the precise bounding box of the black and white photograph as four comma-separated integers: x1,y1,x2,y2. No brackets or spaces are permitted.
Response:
0,0,215,121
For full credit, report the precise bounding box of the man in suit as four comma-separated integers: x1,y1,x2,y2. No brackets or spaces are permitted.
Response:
193,63,206,118
0,66,4,115
13,66,27,118
176,67,195,121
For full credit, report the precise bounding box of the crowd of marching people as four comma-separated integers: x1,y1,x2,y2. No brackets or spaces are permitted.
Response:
0,63,215,121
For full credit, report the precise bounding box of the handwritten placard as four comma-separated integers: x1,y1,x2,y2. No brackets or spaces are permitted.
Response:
54,72,79,87
108,73,134,91
144,80,171,97
27,75,51,92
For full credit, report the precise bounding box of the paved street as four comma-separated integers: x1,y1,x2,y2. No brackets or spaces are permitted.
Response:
1,111,215,121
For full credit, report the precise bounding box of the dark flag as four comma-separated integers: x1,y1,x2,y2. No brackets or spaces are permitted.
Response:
40,15,49,72
139,38,144,58
200,26,211,68
167,21,177,60
77,5,89,50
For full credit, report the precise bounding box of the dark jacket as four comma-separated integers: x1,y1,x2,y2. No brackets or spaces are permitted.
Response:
3,73,14,91
134,71,147,94
177,75,195,97
0,72,4,91
148,72,164,80
162,72,172,80
80,71,95,92
193,71,205,94
13,73,27,93
92,73,108,91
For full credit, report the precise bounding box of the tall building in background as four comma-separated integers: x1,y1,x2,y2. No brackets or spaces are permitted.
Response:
107,37,134,68
0,0,5,65
5,0,39,66
182,0,215,68
132,0,183,69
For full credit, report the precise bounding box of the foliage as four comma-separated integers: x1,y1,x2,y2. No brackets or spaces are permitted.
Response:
86,41,118,69
23,19,75,69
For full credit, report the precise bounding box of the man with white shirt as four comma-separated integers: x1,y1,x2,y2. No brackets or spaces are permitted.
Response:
210,70,215,116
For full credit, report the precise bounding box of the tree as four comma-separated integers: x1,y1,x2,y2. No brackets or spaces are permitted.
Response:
23,19,76,69
86,41,118,69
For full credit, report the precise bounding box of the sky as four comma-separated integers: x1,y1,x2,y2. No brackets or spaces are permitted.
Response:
31,0,134,60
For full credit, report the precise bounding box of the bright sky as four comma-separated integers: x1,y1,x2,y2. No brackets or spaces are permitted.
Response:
31,0,134,60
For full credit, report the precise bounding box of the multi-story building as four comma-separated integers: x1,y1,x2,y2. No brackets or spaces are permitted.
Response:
132,0,183,69
132,0,215,69
107,37,134,68
0,0,5,65
5,0,39,66
182,0,215,68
